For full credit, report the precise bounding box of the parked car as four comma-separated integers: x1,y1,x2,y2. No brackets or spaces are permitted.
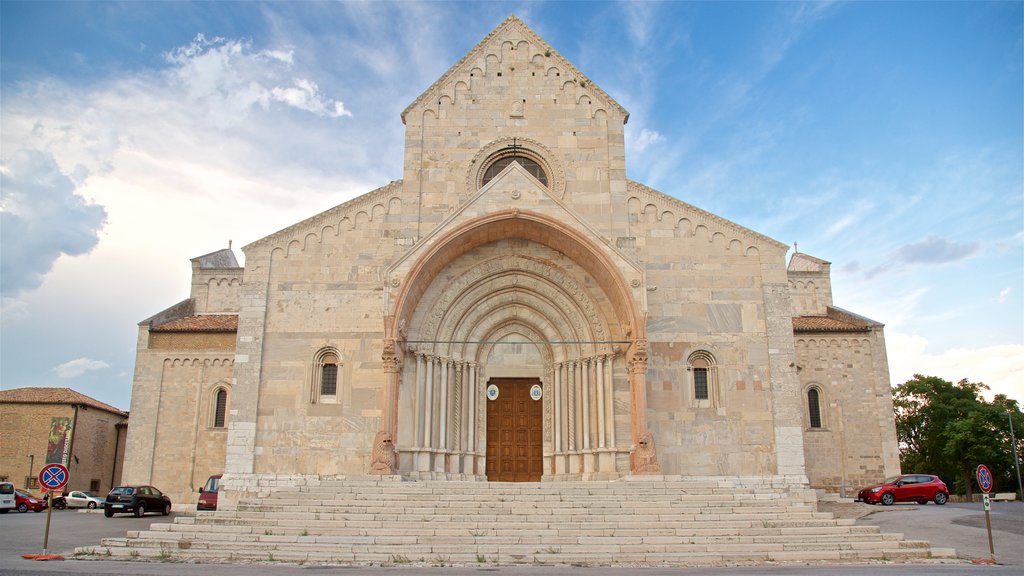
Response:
0,482,15,513
856,474,949,506
64,490,105,509
196,474,222,511
103,485,171,517
14,489,47,513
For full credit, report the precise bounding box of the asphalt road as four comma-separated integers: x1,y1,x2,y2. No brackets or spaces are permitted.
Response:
0,503,1021,576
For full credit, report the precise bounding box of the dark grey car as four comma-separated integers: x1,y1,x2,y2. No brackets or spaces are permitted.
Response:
103,484,171,517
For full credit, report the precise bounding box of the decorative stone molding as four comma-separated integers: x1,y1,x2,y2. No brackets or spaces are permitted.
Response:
469,136,565,200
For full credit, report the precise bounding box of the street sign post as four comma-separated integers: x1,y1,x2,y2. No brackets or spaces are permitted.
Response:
977,464,995,561
37,463,69,558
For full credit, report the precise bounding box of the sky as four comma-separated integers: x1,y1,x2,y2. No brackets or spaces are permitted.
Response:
1,1,1021,412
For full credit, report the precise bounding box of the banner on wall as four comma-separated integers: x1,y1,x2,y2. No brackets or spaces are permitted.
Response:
45,417,74,465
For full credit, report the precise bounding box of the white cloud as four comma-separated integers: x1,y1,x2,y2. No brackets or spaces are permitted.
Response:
631,128,665,153
887,332,1024,403
52,357,110,379
0,149,107,296
997,287,1012,303
164,34,351,127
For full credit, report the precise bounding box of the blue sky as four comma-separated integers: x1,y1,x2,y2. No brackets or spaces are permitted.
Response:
1,1,1021,410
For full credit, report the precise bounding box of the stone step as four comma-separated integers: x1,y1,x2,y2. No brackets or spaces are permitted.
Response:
73,478,937,567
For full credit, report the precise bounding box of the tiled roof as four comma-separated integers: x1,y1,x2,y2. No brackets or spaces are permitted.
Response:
0,387,127,416
793,316,869,332
151,315,238,332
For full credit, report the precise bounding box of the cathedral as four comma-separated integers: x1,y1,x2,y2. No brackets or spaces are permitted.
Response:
124,16,899,506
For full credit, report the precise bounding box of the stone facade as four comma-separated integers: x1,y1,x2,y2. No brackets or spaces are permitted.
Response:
0,388,127,494
124,16,900,505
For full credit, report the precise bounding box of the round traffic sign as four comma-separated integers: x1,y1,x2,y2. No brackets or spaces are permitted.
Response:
39,463,69,491
976,464,993,493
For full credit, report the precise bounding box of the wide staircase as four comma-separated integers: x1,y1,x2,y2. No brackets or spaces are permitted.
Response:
79,476,942,566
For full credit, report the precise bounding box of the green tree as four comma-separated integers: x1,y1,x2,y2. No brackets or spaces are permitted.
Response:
893,375,1023,499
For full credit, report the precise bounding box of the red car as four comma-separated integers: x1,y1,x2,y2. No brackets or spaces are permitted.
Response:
14,489,47,513
196,474,221,511
856,474,949,506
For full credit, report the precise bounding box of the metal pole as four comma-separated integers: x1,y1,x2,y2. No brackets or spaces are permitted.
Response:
1006,411,1023,502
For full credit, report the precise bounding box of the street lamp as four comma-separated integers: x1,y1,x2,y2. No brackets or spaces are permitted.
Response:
1006,411,1023,502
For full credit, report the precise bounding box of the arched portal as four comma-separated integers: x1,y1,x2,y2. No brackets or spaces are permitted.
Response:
380,209,653,480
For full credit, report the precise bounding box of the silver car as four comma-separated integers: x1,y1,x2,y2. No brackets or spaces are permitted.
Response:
64,490,105,509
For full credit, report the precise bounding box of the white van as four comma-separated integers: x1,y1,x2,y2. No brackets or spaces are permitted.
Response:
0,482,15,513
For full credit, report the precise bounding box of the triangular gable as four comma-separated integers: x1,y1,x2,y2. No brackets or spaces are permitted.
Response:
401,15,628,124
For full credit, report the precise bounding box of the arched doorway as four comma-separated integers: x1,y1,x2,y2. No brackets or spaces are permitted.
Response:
382,209,652,480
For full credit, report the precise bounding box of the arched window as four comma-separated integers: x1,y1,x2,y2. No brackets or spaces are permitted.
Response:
482,154,548,186
807,387,823,429
687,350,718,406
212,387,228,428
311,348,342,404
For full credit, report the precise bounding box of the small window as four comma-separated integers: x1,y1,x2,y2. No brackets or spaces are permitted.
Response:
694,368,709,400
213,388,228,428
688,350,717,405
807,388,822,428
321,354,339,396
312,348,343,404
89,479,100,492
482,155,548,186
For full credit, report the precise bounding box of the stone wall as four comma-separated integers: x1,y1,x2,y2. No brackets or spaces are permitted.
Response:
123,326,234,505
797,329,900,493
0,402,126,494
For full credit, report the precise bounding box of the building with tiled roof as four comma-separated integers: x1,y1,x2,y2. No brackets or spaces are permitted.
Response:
0,387,127,493
123,16,899,507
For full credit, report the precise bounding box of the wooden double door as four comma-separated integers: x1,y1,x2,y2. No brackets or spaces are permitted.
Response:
485,378,543,482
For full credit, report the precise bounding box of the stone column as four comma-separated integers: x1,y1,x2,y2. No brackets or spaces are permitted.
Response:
468,362,479,474
440,358,450,451
381,339,401,441
628,339,661,475
605,354,615,448
424,356,435,449
415,352,426,447
581,357,591,451
596,355,606,449
567,360,577,452
552,362,562,453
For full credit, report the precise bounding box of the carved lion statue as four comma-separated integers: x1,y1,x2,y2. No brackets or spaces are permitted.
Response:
368,430,396,475
630,431,662,475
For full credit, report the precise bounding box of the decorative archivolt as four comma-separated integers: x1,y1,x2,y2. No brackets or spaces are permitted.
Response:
477,323,555,367
468,136,565,199
412,254,610,357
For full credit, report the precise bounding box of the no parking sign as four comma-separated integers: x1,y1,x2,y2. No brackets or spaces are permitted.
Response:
39,463,69,492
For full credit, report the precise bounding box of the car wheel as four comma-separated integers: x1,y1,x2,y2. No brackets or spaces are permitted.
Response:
880,492,895,506
17,503,28,513
934,492,948,505
162,503,171,516
134,503,146,517
87,501,97,509
104,508,114,518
